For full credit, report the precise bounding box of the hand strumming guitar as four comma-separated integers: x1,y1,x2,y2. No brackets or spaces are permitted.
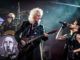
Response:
21,40,26,46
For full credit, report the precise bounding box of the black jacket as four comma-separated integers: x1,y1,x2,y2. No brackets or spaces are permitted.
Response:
15,21,48,42
15,21,48,60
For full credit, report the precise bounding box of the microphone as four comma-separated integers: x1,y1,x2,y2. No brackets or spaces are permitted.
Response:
59,21,70,27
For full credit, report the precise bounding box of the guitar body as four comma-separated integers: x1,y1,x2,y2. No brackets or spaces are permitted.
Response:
18,29,57,54
18,37,29,51
18,36,36,54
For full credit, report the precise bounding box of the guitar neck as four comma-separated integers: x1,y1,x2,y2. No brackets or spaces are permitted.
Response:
27,35,43,44
27,29,57,44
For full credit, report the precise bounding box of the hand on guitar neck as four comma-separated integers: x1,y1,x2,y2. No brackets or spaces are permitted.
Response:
44,33,48,37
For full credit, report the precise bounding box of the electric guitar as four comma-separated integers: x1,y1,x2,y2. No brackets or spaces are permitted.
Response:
18,29,57,52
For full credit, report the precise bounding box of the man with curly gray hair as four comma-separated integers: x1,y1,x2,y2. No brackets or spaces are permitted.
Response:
15,7,48,60
28,8,43,25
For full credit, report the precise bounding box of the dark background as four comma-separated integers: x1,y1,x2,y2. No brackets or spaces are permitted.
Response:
0,0,80,60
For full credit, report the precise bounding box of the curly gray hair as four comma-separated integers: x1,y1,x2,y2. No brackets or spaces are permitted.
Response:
28,8,43,24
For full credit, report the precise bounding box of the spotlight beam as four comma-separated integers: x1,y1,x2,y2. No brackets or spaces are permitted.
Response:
52,2,80,8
